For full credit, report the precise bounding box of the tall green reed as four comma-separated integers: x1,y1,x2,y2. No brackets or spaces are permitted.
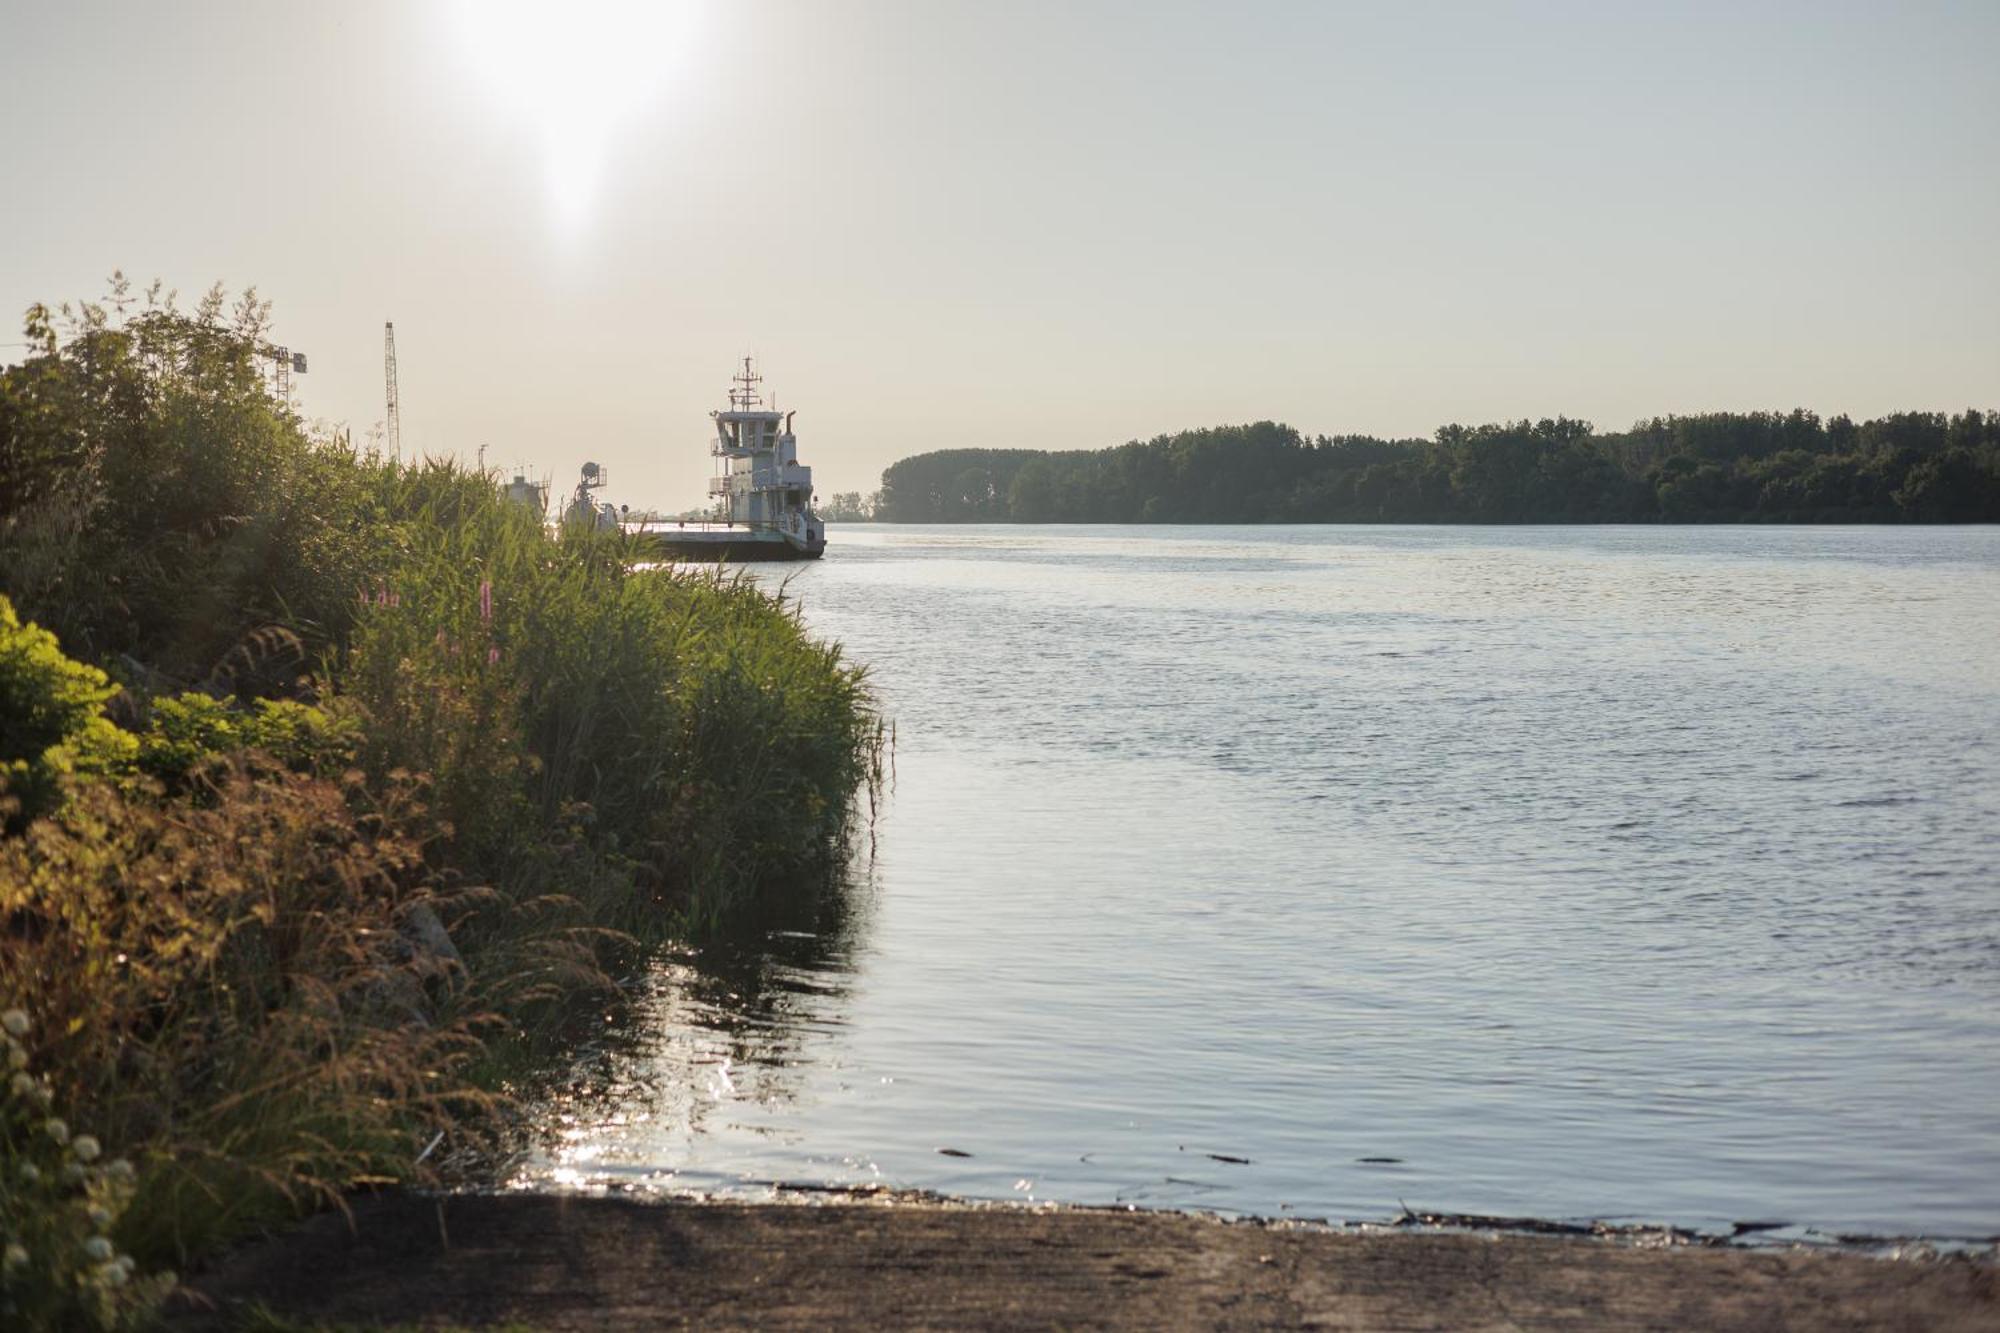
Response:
340,460,884,935
3,291,885,1313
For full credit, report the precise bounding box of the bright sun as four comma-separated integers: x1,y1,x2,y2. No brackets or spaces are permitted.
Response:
453,0,700,225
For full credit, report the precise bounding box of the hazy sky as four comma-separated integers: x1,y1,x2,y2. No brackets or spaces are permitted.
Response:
3,1,1996,503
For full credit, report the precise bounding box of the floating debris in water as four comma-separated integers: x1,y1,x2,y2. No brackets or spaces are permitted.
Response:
1179,1144,1251,1164
936,1147,972,1158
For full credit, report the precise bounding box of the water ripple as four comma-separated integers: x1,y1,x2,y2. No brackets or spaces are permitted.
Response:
507,525,2000,1241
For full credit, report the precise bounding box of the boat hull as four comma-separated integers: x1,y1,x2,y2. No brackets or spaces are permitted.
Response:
629,530,825,562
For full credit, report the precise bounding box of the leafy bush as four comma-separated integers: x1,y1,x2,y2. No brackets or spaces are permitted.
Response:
0,285,378,686
0,597,136,826
0,285,884,1318
0,764,512,1266
135,692,361,788
1,1008,172,1331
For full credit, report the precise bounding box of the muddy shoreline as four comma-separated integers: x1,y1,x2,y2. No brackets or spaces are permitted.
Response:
169,1190,1996,1330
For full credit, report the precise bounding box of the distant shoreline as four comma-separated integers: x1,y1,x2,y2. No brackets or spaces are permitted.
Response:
848,413,2000,526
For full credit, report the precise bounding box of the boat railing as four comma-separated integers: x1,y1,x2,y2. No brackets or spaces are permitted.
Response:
626,518,795,535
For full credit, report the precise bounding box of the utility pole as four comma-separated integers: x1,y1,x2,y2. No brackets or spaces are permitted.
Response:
384,321,402,464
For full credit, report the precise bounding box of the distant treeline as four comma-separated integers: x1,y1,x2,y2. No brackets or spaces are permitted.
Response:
873,410,2000,523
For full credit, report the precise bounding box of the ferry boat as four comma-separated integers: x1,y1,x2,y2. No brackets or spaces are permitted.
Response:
630,359,826,561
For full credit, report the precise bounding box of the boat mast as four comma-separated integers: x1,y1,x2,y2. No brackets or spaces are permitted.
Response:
711,357,770,524
730,356,762,410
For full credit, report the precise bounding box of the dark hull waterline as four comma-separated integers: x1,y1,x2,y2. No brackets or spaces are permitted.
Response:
632,533,826,562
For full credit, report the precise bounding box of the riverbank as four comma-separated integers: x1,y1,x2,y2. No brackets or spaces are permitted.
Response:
1,295,883,1327
169,1192,1994,1330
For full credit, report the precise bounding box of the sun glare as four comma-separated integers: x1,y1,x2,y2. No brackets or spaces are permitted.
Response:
452,0,699,228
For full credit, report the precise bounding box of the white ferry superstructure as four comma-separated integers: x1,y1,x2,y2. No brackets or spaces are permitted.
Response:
631,358,826,561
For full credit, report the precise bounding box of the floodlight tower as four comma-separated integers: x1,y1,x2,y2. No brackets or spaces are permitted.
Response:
383,321,402,464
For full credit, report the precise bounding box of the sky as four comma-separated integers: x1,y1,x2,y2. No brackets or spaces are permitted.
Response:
2,0,1997,504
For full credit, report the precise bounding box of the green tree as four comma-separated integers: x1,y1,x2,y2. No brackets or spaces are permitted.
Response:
0,282,373,687
1895,448,2000,521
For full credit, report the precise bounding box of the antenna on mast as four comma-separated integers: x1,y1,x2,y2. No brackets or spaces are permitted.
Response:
729,355,763,410
384,322,402,464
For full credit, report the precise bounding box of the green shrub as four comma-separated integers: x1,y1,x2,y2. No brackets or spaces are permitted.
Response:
0,287,885,1295
136,693,361,787
1,1008,173,1330
0,597,137,826
0,287,385,686
0,764,514,1267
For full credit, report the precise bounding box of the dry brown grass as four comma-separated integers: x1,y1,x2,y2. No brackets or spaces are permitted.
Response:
0,758,600,1266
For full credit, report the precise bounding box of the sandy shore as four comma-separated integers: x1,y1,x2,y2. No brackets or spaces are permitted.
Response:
168,1192,1995,1331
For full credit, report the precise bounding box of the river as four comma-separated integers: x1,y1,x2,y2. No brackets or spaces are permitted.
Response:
509,525,2000,1243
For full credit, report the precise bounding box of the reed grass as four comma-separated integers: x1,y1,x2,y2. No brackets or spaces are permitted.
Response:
338,459,884,931
0,289,883,1325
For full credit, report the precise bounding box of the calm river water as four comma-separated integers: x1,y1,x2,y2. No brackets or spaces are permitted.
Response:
510,526,2000,1242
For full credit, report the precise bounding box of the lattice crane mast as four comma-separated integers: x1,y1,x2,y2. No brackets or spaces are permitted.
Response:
384,321,402,464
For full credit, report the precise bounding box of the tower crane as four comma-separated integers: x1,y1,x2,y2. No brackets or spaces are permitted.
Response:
384,321,402,464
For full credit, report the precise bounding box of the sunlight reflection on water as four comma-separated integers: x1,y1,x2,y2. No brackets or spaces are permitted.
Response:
507,525,2000,1240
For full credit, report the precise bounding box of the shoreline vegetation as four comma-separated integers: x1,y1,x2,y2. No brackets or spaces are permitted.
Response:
0,284,883,1329
850,413,2000,524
